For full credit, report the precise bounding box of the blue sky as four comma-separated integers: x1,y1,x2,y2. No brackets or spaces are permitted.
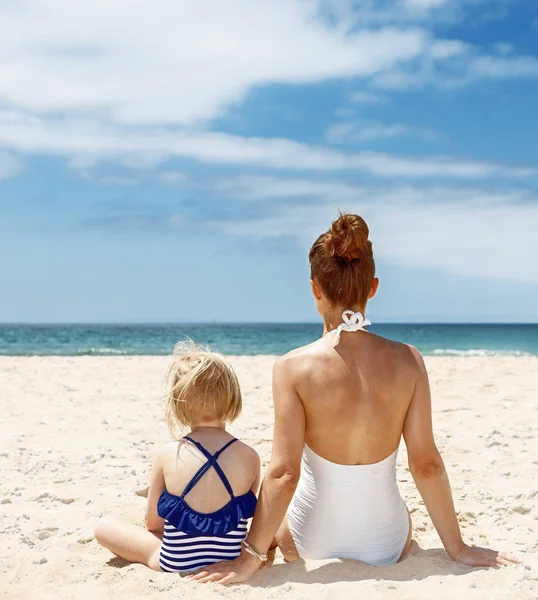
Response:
0,0,537,323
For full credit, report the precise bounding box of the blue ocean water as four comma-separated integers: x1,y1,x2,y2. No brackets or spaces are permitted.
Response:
0,323,537,357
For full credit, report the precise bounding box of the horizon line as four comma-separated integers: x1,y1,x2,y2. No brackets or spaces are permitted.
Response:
1,321,538,326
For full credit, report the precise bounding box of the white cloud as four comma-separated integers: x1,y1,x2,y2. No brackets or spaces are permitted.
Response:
495,42,514,55
212,177,538,283
156,171,188,185
325,120,439,143
371,39,538,90
0,111,535,179
349,91,383,103
430,39,469,60
0,1,535,184
0,0,425,126
70,164,188,186
96,175,138,186
0,0,535,187
404,0,450,10
369,191,538,284
469,55,538,79
0,152,22,181
321,0,461,27
320,0,519,30
214,175,361,200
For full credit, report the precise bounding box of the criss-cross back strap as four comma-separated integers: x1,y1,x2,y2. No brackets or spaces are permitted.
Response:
180,437,238,500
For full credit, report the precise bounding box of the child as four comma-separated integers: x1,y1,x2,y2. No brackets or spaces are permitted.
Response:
95,341,261,573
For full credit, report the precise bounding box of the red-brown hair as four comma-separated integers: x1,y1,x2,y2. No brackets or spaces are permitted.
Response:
309,212,375,308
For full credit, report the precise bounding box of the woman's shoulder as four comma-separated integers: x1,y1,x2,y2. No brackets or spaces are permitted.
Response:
366,333,425,363
373,340,428,389
395,342,428,375
274,335,424,382
273,342,324,379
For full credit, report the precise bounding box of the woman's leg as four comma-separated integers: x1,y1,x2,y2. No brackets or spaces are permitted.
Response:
95,516,163,571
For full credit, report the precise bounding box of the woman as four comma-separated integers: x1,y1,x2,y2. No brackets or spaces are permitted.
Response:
188,213,521,584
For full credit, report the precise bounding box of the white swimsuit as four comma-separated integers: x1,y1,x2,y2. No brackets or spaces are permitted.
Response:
287,445,409,566
287,310,409,566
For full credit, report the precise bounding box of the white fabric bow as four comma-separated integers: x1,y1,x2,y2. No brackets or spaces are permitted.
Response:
330,310,371,346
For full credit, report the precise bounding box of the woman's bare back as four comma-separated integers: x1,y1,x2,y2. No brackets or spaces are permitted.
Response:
288,331,418,465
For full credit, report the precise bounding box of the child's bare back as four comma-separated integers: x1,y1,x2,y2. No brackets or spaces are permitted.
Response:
158,433,259,513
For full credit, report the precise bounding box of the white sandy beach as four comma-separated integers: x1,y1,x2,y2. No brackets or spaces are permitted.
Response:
1,355,537,600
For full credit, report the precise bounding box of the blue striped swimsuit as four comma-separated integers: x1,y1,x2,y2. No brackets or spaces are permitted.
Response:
157,436,257,573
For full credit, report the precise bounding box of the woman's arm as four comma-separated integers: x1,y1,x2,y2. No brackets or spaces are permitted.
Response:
144,449,166,533
404,346,521,567
250,452,262,495
188,355,305,584
243,355,305,550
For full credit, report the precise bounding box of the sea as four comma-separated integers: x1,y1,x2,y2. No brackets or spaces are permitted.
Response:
0,323,537,357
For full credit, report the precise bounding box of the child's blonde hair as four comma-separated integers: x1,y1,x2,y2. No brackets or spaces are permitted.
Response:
165,340,242,436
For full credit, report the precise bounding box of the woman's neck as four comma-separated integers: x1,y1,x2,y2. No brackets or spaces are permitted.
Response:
322,305,367,335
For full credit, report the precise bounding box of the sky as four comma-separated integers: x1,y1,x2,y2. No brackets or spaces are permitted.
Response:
0,0,537,323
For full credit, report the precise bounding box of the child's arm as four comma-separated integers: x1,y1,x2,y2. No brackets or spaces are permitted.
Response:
144,449,166,534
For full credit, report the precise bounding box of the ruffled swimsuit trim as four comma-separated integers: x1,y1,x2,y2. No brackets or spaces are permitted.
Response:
158,488,257,536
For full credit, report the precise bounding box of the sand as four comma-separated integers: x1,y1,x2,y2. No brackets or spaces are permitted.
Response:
1,355,537,600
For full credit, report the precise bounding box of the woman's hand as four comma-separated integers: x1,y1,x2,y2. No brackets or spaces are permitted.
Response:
453,543,523,567
186,550,262,585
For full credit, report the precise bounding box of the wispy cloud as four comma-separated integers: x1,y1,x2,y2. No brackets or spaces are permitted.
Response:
89,173,538,284
0,152,22,181
214,175,361,201
371,38,538,90
0,111,535,180
468,55,538,79
156,171,188,185
349,91,384,104
320,0,459,27
71,162,189,187
321,0,518,28
495,42,514,56
94,175,138,186
210,176,538,284
325,120,440,143
404,0,450,10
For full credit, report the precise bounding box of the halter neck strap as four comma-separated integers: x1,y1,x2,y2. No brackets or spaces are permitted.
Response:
328,310,371,346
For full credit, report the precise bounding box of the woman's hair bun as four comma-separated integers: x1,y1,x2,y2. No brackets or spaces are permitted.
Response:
323,213,370,262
